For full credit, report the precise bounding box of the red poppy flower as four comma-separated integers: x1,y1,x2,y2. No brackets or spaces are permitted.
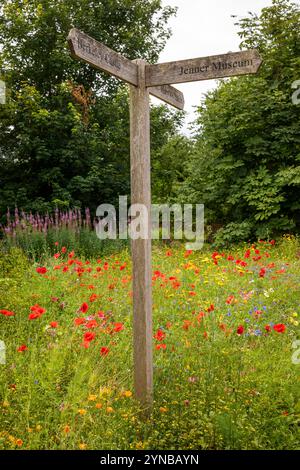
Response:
265,325,271,332
79,302,89,314
172,281,181,289
61,246,67,254
28,312,40,320
100,347,109,356
207,304,214,312
259,268,266,278
154,329,166,342
226,295,235,305
113,322,124,333
50,321,58,328
237,325,244,335
273,323,286,333
84,332,95,342
197,312,205,323
0,309,15,317
85,319,98,329
17,344,28,352
89,293,98,302
182,320,192,331
184,250,193,258
28,304,46,320
30,304,46,315
74,317,85,326
36,267,47,274
156,343,166,350
53,253,60,259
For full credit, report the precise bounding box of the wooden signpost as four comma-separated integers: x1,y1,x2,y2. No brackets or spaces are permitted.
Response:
67,27,262,410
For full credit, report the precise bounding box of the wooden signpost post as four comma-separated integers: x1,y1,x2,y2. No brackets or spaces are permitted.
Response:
68,27,262,410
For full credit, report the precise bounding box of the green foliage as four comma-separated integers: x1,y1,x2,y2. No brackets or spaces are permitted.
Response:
0,245,30,279
152,134,191,203
180,0,300,243
213,222,252,247
0,0,185,217
3,227,129,262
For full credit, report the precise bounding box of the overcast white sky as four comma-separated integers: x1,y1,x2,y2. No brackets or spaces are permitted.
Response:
150,0,274,134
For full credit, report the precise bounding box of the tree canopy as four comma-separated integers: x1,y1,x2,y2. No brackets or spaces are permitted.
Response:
180,0,300,243
0,0,184,217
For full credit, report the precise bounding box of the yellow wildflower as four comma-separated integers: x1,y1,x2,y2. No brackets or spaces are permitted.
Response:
135,441,145,449
88,394,97,401
159,407,168,413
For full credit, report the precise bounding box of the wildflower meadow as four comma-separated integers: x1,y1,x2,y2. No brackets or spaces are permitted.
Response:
1,229,299,450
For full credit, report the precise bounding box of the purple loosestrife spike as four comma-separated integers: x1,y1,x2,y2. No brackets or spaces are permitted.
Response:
55,207,59,228
85,207,91,229
15,207,19,225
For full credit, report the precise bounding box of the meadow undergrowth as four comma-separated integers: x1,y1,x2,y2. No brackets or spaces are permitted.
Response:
0,236,299,450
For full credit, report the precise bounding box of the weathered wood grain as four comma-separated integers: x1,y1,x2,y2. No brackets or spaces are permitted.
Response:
68,28,138,86
129,60,153,409
149,84,184,110
146,49,263,86
67,28,184,110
